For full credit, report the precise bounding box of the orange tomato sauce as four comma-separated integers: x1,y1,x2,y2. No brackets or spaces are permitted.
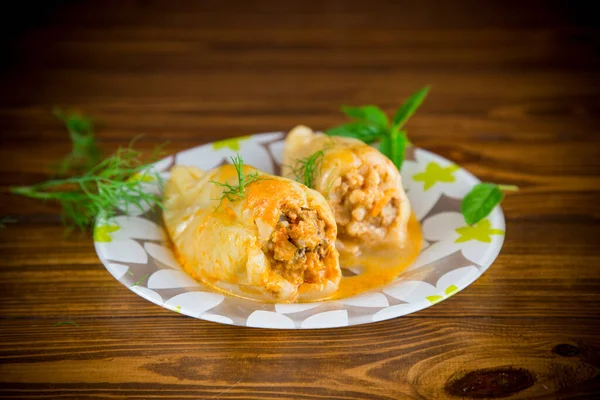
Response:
324,213,422,301
171,212,422,303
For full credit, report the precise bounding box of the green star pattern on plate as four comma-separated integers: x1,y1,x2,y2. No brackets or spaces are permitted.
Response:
426,285,459,304
426,295,443,304
455,219,504,243
412,162,459,191
212,136,250,151
445,284,459,296
94,225,120,243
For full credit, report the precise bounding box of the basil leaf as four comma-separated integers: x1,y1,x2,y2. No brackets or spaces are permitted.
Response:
461,183,504,225
392,86,430,129
341,105,389,127
326,122,386,144
379,129,407,171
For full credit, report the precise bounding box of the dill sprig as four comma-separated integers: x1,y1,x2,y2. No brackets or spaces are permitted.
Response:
130,273,150,287
291,150,324,188
0,217,16,229
324,168,339,200
11,141,166,230
53,321,79,327
53,107,103,175
210,154,261,204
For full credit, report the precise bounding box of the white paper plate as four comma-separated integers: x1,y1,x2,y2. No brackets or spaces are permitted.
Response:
94,132,505,329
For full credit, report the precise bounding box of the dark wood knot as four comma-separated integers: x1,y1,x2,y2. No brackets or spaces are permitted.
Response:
445,367,535,398
553,343,580,357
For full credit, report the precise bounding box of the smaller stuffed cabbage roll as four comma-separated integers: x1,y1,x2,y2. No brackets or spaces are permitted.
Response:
163,163,341,303
282,125,411,256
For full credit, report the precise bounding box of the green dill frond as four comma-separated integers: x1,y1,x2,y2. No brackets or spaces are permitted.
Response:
53,321,79,327
291,150,325,188
53,107,103,175
324,168,340,200
130,273,150,287
0,216,16,229
11,140,166,231
210,154,262,205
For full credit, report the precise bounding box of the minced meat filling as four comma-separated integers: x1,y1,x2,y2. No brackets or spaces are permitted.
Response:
265,206,329,285
331,164,399,241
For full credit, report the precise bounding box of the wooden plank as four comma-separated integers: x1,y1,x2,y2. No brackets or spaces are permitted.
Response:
0,318,599,399
1,0,599,398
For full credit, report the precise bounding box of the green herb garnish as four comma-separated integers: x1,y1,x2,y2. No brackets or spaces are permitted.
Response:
391,87,430,129
53,321,79,327
462,183,518,225
210,154,262,204
0,217,16,229
379,129,408,175
53,108,103,175
326,122,386,144
11,137,166,231
290,150,325,188
328,89,516,225
326,86,430,171
324,175,338,200
341,105,389,127
130,273,150,287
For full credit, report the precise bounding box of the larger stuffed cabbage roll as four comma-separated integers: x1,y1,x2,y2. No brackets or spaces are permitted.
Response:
282,125,411,256
163,162,341,303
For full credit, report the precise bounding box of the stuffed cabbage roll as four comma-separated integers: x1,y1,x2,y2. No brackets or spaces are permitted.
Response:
282,125,411,256
163,163,341,303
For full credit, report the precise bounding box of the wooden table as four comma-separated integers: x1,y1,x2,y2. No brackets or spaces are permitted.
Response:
1,1,599,399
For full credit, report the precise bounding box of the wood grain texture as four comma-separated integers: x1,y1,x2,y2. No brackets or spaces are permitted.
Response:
1,1,599,399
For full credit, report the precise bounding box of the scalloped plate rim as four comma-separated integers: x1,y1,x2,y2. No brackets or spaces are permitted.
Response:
94,132,506,329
